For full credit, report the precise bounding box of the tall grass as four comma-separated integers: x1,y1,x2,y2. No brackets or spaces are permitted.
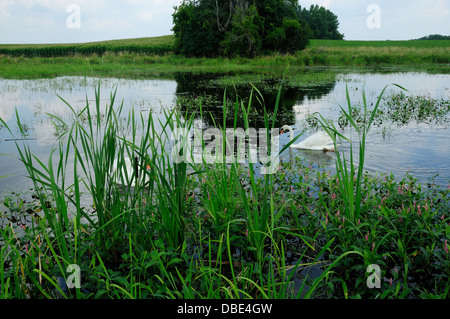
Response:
316,84,406,223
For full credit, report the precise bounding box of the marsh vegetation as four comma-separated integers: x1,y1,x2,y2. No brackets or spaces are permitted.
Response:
0,75,449,299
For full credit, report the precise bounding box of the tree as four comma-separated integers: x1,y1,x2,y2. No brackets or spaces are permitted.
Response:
417,34,450,40
254,0,307,52
299,5,344,40
172,0,340,57
220,3,264,57
172,0,226,57
280,18,309,53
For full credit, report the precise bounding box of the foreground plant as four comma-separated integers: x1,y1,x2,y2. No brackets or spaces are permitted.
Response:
317,83,406,223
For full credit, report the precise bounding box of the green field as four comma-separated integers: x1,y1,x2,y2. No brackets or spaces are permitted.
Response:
0,36,449,79
0,35,174,57
310,39,450,48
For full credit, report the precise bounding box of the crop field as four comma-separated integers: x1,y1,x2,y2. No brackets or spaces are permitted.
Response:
0,35,175,57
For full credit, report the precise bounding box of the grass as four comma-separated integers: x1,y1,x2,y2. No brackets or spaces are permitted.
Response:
0,37,449,79
0,81,449,299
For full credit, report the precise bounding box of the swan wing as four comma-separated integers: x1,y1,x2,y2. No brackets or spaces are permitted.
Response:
291,131,334,150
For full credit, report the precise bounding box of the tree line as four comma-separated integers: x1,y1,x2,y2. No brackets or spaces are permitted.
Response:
417,34,450,40
172,1,344,57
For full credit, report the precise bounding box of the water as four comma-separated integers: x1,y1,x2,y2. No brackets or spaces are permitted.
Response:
1,72,449,200
0,77,178,194
288,72,450,187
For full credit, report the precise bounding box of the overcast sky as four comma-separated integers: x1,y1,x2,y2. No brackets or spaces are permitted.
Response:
0,0,448,44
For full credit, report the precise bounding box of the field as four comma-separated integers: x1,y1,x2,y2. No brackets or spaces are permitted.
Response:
0,35,174,57
0,37,449,79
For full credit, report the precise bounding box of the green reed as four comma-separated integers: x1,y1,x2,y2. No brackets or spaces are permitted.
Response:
150,106,194,248
317,84,406,223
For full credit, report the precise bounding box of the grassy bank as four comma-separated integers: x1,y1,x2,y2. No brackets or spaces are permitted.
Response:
1,83,449,299
0,37,449,79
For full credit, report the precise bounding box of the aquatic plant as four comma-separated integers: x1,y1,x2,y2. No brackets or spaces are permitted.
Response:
381,91,450,125
316,83,406,223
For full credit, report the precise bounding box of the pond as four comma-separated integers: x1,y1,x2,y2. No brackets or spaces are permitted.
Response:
0,72,449,202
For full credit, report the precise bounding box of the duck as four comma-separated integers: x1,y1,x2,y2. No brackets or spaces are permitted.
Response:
281,125,335,152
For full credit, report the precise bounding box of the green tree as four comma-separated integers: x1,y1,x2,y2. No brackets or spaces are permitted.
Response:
172,0,225,57
172,0,336,57
299,5,344,40
220,3,264,57
279,18,309,53
254,0,306,52
418,34,450,40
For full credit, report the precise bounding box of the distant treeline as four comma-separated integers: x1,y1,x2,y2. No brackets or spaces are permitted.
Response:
417,34,450,40
0,43,173,58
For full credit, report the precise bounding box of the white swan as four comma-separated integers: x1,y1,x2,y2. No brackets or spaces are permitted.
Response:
112,156,149,188
281,125,335,152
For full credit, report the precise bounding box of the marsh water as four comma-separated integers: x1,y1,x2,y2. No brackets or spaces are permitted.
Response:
1,72,449,201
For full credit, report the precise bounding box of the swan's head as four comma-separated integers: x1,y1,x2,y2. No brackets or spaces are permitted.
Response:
280,125,293,135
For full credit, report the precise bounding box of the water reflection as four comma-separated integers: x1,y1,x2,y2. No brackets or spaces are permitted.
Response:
174,72,336,129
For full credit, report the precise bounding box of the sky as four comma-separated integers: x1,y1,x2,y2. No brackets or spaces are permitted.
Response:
0,0,448,44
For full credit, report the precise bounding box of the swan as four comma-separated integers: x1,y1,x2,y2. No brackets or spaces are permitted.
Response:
112,156,149,188
281,125,335,152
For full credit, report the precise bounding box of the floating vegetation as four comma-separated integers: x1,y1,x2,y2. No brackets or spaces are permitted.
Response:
335,91,450,129
381,91,450,125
